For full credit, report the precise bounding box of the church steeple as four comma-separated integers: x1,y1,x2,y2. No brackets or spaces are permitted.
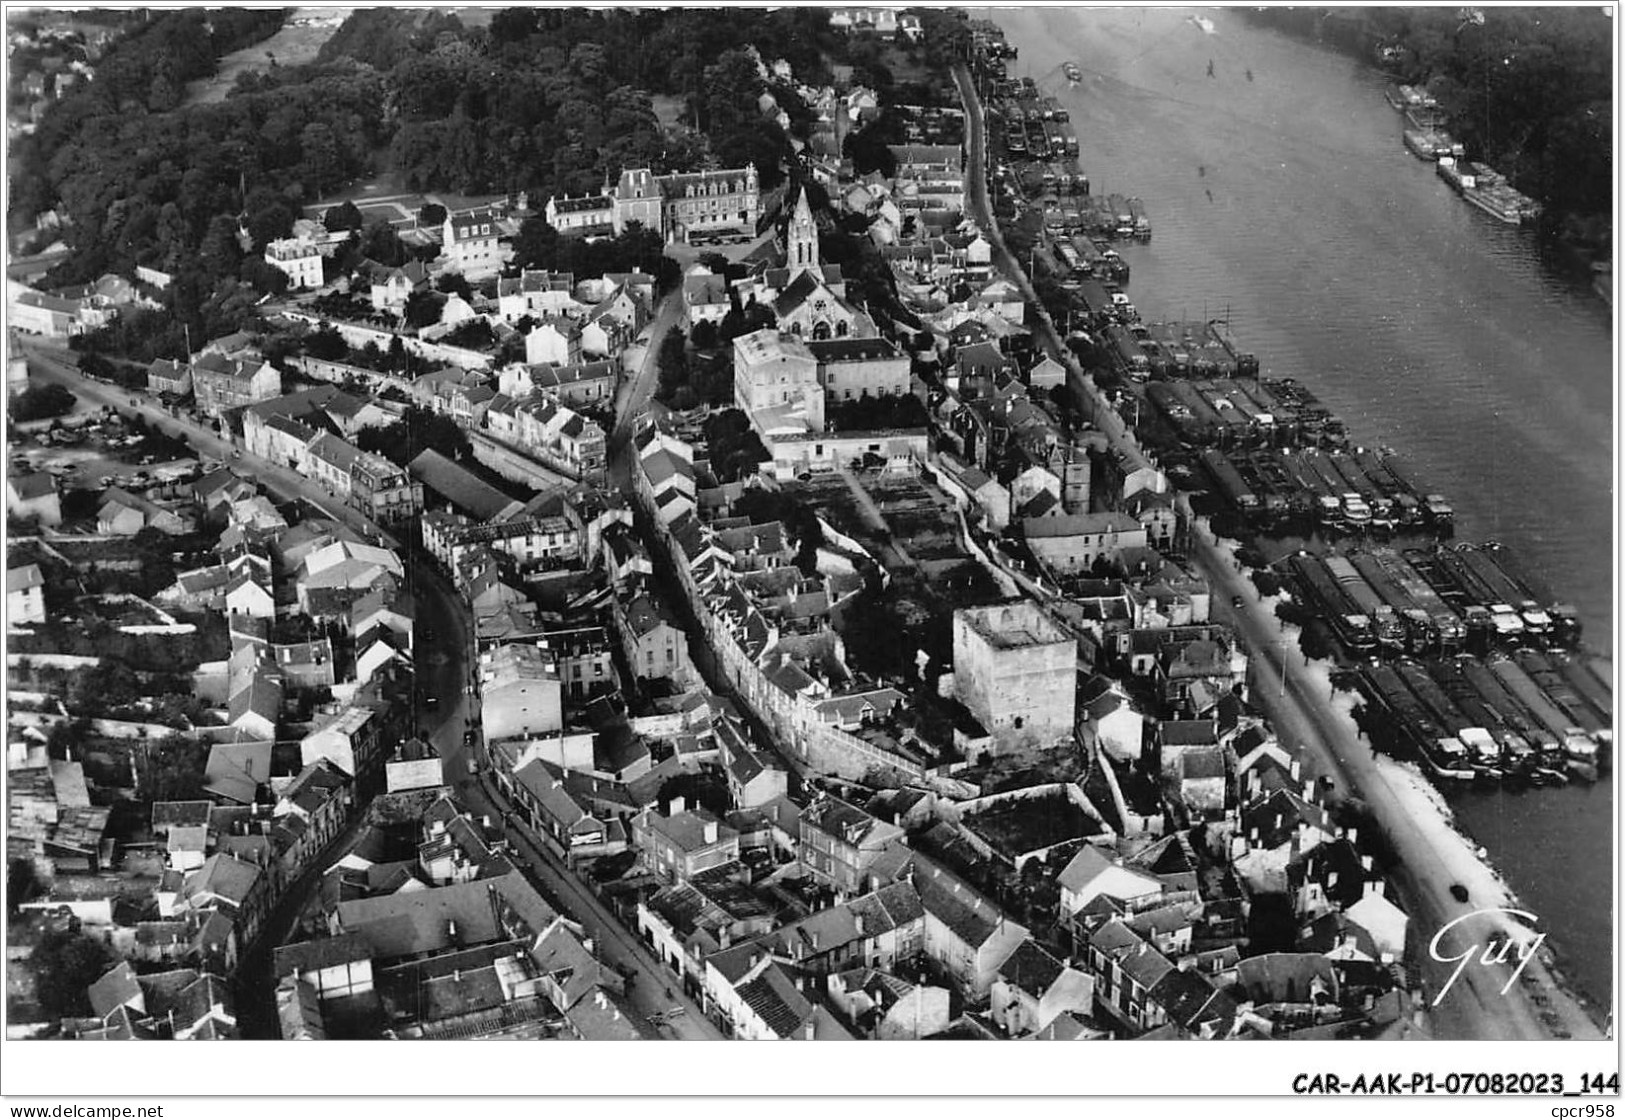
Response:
787,186,819,278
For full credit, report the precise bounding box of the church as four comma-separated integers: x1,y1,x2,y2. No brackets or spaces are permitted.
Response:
748,187,878,341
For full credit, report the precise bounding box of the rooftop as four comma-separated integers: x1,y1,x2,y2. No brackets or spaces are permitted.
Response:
956,601,1069,649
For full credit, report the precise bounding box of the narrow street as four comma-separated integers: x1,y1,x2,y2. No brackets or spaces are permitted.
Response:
953,63,1599,1042
411,557,723,1039
26,337,720,1037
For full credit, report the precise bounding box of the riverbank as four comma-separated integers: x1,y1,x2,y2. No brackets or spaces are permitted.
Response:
1235,6,1612,295
972,7,1611,1038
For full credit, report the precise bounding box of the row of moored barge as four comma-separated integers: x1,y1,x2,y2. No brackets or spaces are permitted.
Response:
1355,649,1608,786
1288,544,1582,657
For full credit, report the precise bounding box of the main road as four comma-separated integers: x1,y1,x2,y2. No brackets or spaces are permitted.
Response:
25,338,721,1039
953,63,1600,1042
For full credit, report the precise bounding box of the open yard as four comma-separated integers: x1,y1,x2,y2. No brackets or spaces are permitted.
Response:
963,793,1104,859
181,8,354,107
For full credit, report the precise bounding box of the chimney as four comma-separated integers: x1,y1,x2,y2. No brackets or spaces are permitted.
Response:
703,820,719,844
596,990,608,1010
854,914,865,937
670,795,686,816
1348,827,1358,847
1327,871,1338,889
453,969,462,984
1302,781,1314,803
803,1018,816,1040
1360,854,1373,873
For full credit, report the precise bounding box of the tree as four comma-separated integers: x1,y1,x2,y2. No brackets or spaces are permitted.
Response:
324,200,365,233
305,324,347,361
355,404,471,467
8,858,41,914
11,383,76,423
134,734,209,802
404,289,446,329
30,927,115,1020
419,202,447,227
511,216,561,272
654,329,689,401
689,318,719,350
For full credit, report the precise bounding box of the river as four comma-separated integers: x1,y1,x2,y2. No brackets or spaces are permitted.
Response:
988,6,1615,1015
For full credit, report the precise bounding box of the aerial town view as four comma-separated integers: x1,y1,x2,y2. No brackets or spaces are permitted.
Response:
1,3,1615,1064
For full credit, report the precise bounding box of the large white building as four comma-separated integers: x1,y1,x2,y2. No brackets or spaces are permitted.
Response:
479,643,564,743
544,166,761,244
264,238,325,290
734,329,824,436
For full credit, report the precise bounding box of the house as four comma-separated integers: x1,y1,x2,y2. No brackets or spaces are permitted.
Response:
386,738,445,794
10,288,84,337
701,947,853,1040
264,238,325,290
990,937,1096,1038
827,967,951,1040
147,357,193,396
912,856,1029,998
179,852,272,947
1024,512,1149,575
1124,486,1178,552
614,584,691,683
369,260,427,313
716,716,788,809
524,316,583,367
224,571,275,619
526,361,616,409
441,207,505,279
501,758,625,862
480,643,563,742
1027,354,1067,390
1057,844,1163,919
1080,676,1144,764
300,705,382,780
797,795,905,897
8,472,61,526
639,802,741,884
272,759,351,878
7,564,46,624
226,668,282,743
204,741,274,805
497,270,582,322
682,265,731,327
191,353,281,418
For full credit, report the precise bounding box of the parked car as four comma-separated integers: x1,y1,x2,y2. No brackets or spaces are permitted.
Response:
1449,883,1470,904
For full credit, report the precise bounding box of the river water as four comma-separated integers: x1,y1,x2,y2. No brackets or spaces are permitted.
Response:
989,6,1615,1013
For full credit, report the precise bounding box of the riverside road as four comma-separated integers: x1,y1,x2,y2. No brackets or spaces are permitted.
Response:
954,62,1602,1043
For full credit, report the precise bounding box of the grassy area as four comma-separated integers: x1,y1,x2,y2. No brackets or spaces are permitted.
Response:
181,10,351,108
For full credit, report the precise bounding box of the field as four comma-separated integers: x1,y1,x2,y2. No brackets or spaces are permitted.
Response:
181,8,354,108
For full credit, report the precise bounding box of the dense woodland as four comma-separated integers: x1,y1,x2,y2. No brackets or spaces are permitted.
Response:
9,8,967,361
1245,7,1612,253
